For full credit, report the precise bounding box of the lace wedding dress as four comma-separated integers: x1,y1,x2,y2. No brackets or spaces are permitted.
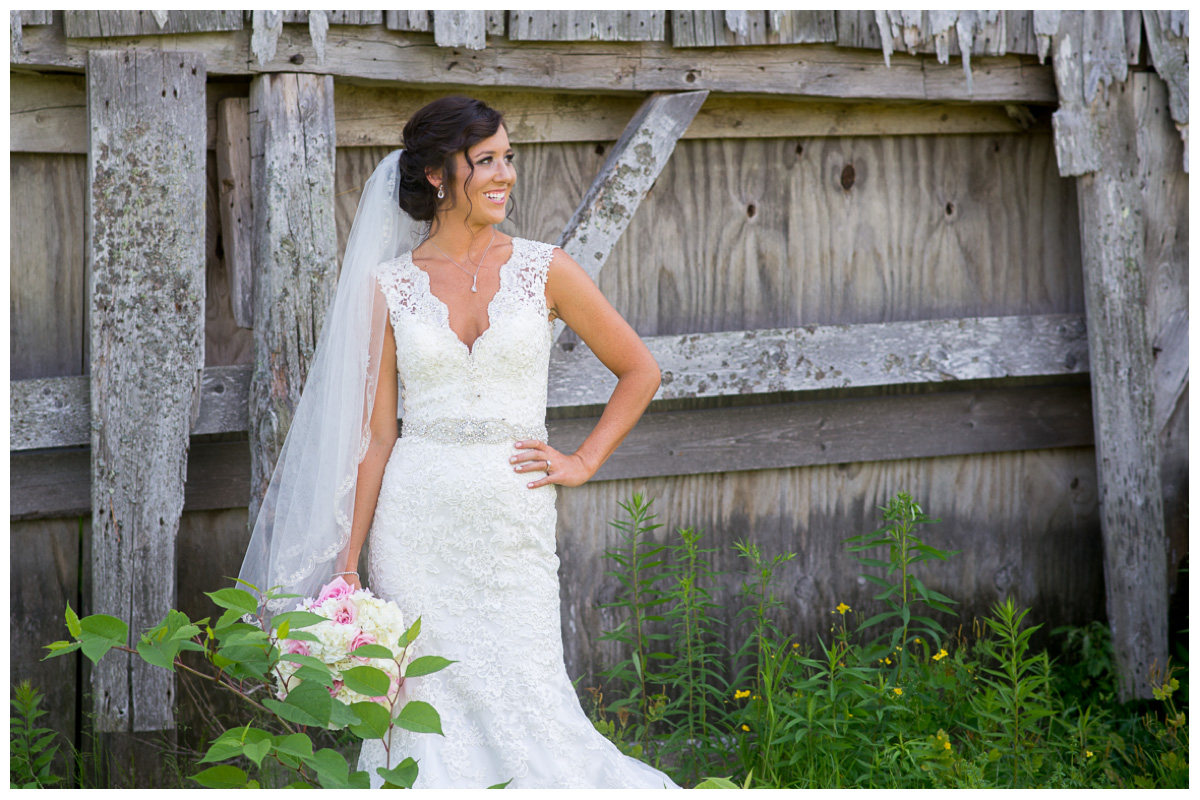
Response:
358,238,678,789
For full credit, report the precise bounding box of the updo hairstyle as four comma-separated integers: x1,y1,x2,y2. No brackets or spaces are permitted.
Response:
396,96,507,226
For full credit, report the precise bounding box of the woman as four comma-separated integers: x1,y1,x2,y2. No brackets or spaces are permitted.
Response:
239,96,676,788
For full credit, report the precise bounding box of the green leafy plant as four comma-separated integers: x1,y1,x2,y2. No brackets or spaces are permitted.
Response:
597,493,673,755
44,584,450,789
969,598,1057,787
10,681,63,788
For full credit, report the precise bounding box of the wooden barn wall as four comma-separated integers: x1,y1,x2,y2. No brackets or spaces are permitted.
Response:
11,81,1125,707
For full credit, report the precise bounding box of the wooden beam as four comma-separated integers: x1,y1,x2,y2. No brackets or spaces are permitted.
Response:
509,10,665,42
12,24,1058,104
215,98,254,328
550,313,1089,405
11,382,1095,519
64,11,242,38
11,73,1043,154
12,313,1091,451
555,90,708,340
1052,11,1167,702
86,50,207,740
247,72,339,522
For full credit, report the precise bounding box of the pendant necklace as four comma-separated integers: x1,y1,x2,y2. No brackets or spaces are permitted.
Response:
427,228,496,293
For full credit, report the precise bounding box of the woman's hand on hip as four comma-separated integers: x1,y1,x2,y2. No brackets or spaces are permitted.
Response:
511,440,592,488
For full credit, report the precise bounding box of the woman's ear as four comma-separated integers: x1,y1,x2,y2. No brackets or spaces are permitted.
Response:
425,166,442,192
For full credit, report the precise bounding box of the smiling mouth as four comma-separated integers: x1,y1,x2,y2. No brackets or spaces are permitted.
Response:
484,191,507,202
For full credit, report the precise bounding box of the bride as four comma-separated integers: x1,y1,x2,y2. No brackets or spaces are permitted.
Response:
239,96,677,788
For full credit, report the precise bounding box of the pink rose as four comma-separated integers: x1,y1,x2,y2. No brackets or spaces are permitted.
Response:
328,679,344,698
348,629,376,660
315,576,354,606
283,639,310,657
331,597,358,626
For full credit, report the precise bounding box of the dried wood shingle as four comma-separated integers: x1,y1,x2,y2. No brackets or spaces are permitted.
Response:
64,10,241,38
509,10,664,42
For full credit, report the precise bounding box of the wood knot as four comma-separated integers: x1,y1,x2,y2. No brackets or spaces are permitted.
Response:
840,164,855,190
746,203,757,218
289,53,305,65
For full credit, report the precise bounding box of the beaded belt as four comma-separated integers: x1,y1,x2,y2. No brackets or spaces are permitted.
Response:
402,417,546,445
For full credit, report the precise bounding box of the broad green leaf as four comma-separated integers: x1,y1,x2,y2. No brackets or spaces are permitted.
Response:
396,617,421,649
65,602,82,638
272,733,314,759
348,644,394,660
42,641,82,660
80,614,128,642
341,665,391,697
80,636,118,665
313,748,354,789
378,757,419,789
694,776,740,789
272,611,327,629
403,655,455,678
191,765,248,789
395,700,442,735
265,680,333,728
329,698,360,730
348,701,391,740
487,778,513,789
136,639,176,671
293,665,337,687
205,588,259,617
199,739,244,764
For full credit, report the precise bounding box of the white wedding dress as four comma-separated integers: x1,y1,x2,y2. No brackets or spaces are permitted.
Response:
358,238,678,789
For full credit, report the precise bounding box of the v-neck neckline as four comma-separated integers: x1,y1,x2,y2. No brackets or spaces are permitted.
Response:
407,238,521,356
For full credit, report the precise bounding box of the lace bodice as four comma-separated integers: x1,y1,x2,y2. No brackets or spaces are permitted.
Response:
372,238,557,431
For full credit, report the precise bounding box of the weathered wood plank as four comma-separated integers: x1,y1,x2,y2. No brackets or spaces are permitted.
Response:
1052,12,1167,702
11,313,1092,451
204,148,254,368
10,449,91,519
550,314,1089,406
433,10,486,50
1134,69,1190,581
10,375,90,450
1142,10,1190,172
556,90,708,340
13,23,1058,104
11,440,254,520
673,11,835,47
17,77,1041,155
385,11,431,33
87,50,207,737
18,10,53,25
11,382,1095,519
510,10,665,42
215,98,254,329
247,72,339,520
10,517,81,780
10,153,88,378
64,10,242,38
552,383,1095,481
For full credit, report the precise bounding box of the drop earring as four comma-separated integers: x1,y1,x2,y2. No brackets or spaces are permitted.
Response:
437,185,444,199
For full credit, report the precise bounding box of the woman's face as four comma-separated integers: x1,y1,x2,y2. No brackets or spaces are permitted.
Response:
436,125,515,228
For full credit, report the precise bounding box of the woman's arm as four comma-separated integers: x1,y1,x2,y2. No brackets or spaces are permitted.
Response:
341,314,399,589
513,248,660,488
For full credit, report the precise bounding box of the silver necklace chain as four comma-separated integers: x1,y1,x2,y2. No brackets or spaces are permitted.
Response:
426,227,497,293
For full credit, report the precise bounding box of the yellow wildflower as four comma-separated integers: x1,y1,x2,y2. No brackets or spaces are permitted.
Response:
885,657,892,665
1086,750,1094,758
792,643,799,648
914,638,922,644
944,741,951,751
893,687,903,696
741,724,750,732
734,689,750,699
752,695,760,700
933,648,948,661
835,602,851,615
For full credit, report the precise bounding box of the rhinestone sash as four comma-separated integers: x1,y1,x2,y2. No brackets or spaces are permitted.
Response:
402,417,546,445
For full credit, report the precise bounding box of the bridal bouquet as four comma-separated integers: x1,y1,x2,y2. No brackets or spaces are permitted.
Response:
272,577,411,716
